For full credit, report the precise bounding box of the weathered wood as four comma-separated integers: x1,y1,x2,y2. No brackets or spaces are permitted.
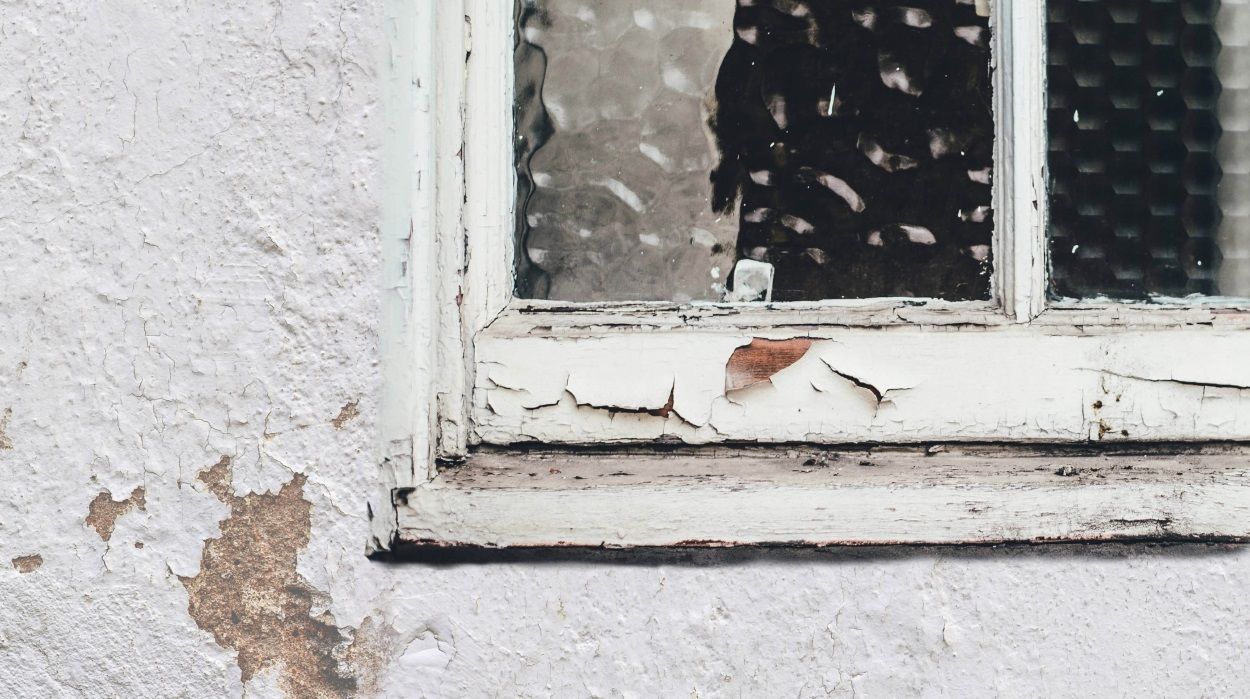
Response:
397,446,1250,547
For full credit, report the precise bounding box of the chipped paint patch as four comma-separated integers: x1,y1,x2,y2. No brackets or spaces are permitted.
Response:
181,457,356,698
0,407,12,450
725,338,814,392
343,616,424,696
11,554,43,573
85,487,147,542
331,400,361,429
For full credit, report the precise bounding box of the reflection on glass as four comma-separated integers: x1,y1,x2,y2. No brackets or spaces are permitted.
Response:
517,0,995,302
1048,0,1250,300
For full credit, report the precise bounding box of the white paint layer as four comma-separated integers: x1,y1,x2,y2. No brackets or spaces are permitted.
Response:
475,322,1250,444
400,448,1250,547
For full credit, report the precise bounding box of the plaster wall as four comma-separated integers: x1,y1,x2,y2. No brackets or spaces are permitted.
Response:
2,1,1250,696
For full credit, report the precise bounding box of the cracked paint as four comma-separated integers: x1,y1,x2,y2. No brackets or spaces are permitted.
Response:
475,328,1250,444
0,0,440,695
1088,369,1250,393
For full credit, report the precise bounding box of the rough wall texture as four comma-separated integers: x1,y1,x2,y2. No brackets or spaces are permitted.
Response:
3,1,1250,697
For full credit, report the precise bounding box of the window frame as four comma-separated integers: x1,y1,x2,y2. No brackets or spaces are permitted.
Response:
372,0,1250,554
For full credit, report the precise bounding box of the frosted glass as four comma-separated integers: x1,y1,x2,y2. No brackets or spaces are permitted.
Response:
517,0,995,302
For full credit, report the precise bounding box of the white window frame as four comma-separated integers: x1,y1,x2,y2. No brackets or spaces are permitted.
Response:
371,0,1250,554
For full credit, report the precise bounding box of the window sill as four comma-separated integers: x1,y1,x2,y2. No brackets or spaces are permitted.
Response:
394,445,1250,549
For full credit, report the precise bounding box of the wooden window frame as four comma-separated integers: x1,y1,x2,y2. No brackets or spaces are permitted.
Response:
371,0,1250,554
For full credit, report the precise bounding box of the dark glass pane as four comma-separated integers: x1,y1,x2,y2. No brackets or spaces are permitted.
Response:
516,0,995,302
1047,0,1249,299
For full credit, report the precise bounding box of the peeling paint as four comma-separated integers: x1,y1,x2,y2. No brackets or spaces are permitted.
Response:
725,338,813,392
567,371,674,413
331,400,361,429
11,554,42,573
818,355,917,409
85,487,147,542
0,407,12,450
342,616,426,697
476,328,1250,444
182,457,356,698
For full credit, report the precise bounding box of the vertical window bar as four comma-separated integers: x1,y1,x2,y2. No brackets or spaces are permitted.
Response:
1006,0,1049,321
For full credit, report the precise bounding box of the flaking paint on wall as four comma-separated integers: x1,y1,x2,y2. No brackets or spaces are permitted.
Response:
10,554,43,574
4,0,1250,696
332,401,362,430
182,456,357,698
0,407,13,450
85,487,146,542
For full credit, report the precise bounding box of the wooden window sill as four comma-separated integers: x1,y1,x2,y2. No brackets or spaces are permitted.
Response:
393,445,1250,550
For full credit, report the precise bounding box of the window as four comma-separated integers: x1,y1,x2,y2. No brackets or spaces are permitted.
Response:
375,0,1250,553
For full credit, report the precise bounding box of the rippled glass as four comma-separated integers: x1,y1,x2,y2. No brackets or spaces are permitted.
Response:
1048,0,1250,300
516,0,995,302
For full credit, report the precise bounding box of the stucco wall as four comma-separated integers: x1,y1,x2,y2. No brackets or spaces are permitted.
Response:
3,1,1250,697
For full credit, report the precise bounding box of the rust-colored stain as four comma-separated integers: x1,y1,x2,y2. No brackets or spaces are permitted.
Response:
725,338,814,392
11,554,42,573
85,487,146,541
330,400,360,429
181,456,356,698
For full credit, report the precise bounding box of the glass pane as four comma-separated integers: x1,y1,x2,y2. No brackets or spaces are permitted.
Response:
1048,0,1250,300
515,0,996,302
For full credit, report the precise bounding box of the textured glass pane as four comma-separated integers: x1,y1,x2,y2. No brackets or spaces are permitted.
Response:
516,0,996,302
1048,0,1250,300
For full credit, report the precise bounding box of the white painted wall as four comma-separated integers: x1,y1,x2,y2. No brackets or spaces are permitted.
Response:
3,1,1250,696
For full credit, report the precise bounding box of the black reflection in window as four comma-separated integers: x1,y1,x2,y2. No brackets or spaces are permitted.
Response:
709,0,995,301
1048,0,1224,299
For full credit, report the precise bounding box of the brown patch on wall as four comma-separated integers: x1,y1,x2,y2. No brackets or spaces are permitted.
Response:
181,456,357,698
85,487,147,541
0,407,12,450
330,401,360,429
344,616,406,696
12,554,43,573
725,338,814,392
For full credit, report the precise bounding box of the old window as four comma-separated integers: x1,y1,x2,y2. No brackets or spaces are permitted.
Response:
376,0,1250,554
